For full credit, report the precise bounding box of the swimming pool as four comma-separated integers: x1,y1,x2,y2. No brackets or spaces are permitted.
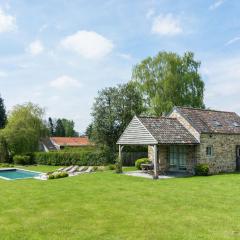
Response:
0,168,41,180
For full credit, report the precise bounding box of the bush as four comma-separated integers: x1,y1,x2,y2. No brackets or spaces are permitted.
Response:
0,163,14,168
115,157,122,174
135,158,150,170
108,164,116,170
13,155,32,165
34,149,116,166
195,164,209,176
92,166,98,171
48,174,55,179
48,172,69,180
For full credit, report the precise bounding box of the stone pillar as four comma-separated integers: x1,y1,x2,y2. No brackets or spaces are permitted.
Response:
153,144,159,179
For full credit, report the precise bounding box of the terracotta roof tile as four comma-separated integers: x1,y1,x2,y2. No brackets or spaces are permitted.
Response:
50,137,91,146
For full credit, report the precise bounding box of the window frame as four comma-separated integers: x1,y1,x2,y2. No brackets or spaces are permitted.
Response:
206,145,213,157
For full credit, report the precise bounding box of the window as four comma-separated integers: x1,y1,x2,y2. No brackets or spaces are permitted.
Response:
206,146,213,156
169,146,187,170
233,122,240,127
212,120,222,127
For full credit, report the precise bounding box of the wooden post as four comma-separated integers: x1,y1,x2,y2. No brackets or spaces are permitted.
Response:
118,145,124,173
153,144,158,179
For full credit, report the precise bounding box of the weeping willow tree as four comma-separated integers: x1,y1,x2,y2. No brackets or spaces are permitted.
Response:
3,103,48,155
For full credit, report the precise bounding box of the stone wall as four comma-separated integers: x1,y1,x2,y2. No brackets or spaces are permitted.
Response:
197,133,240,173
148,145,168,170
148,145,153,162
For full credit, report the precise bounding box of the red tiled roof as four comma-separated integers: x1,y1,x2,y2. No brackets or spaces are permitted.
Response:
50,137,91,146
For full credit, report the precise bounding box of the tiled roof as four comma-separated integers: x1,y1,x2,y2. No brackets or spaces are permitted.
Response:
138,117,199,144
51,137,91,146
41,138,58,150
175,107,240,134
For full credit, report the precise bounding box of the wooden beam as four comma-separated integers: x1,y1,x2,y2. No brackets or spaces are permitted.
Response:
153,144,159,179
118,145,124,173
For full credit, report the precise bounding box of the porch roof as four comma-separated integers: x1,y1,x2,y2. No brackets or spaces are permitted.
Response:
117,116,199,145
139,117,199,144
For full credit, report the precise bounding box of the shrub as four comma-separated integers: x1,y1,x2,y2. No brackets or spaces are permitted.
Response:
34,149,116,166
135,158,150,170
115,157,122,174
92,166,98,171
108,164,116,170
195,164,209,176
13,155,31,165
48,174,55,179
48,172,68,180
0,163,14,168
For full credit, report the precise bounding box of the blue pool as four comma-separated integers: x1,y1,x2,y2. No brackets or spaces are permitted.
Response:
0,169,41,180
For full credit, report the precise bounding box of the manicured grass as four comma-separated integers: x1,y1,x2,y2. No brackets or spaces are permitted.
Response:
0,167,240,239
123,166,136,172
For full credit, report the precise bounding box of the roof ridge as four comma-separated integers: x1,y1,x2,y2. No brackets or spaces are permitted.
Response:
175,106,236,114
138,116,177,120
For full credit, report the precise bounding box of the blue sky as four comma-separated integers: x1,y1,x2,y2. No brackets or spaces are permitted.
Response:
0,0,240,133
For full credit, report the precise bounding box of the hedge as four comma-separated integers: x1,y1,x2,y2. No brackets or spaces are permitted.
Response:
13,155,31,165
34,150,116,166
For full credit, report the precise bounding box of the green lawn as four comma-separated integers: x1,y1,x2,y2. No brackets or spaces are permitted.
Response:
0,166,240,239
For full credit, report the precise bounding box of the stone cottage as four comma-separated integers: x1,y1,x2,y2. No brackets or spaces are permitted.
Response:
117,107,240,178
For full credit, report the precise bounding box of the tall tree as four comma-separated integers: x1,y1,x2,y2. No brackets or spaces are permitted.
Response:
90,83,145,151
3,103,47,154
48,117,55,136
55,119,66,137
0,134,9,163
132,51,205,116
0,95,7,129
85,123,93,139
61,119,78,137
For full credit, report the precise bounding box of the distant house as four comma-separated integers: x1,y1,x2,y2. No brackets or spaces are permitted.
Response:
117,106,240,178
41,136,92,152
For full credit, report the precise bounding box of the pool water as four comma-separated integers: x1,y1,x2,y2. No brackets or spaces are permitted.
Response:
0,169,41,180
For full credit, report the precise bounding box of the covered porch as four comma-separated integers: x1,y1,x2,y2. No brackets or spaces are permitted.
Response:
117,116,199,179
118,144,197,179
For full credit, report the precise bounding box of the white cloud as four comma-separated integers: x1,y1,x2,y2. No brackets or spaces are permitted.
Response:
60,30,114,59
50,75,81,89
0,8,16,33
226,37,240,46
27,40,44,55
151,14,182,36
209,0,225,10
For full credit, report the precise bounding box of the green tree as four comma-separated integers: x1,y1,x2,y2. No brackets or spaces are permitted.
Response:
0,134,9,163
0,95,7,129
3,103,47,154
132,51,205,116
90,83,145,151
48,117,55,136
55,119,65,137
85,123,93,139
61,119,78,137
